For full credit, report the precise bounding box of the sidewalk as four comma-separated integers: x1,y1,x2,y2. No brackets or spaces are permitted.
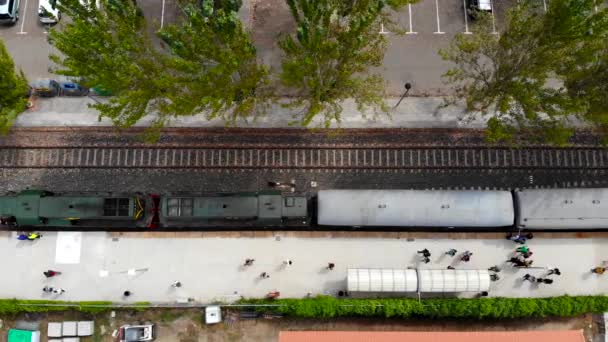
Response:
1,232,606,303
16,96,487,128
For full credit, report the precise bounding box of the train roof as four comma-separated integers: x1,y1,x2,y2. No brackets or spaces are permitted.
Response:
317,190,514,227
515,188,608,229
0,190,141,226
159,191,308,221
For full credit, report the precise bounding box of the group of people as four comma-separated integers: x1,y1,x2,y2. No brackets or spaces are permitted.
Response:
42,269,64,294
522,268,561,285
17,232,42,241
417,248,473,264
506,243,535,267
245,259,335,280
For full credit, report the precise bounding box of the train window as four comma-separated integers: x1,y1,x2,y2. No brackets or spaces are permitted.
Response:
103,198,131,216
167,198,193,217
284,197,295,207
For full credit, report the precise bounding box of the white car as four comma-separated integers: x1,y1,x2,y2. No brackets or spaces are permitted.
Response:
38,0,59,24
118,324,155,342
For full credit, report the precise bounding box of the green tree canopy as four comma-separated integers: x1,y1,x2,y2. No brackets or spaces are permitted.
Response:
279,0,416,127
159,0,269,123
0,39,29,133
49,0,267,133
439,0,608,145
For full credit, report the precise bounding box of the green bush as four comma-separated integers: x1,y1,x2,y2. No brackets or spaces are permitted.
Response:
0,299,113,315
239,295,608,319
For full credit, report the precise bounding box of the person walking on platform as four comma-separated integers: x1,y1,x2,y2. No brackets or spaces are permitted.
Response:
445,249,457,256
460,251,473,262
547,268,561,276
43,270,61,278
417,249,431,258
536,278,553,284
523,274,536,282
27,232,42,240
516,245,530,254
522,251,533,259
488,266,501,273
592,266,606,274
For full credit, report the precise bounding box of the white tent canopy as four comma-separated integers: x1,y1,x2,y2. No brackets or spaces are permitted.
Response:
347,268,418,292
417,269,491,292
347,269,491,293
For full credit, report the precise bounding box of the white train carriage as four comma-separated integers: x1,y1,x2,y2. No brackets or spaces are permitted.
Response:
317,190,514,227
515,188,608,229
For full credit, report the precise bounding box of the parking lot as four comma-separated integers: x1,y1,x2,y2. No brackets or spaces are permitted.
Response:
0,0,181,80
0,0,606,95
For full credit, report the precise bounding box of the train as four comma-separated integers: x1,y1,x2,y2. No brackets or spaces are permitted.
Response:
0,188,607,231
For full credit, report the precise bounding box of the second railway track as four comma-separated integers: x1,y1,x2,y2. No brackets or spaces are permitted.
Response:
0,146,607,170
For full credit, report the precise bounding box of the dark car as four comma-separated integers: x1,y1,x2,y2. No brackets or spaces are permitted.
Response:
467,0,492,20
59,81,90,96
30,78,60,97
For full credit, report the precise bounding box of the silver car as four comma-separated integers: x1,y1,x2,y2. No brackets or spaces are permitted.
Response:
0,0,19,25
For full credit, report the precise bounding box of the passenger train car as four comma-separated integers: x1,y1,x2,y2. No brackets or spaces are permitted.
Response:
0,188,606,231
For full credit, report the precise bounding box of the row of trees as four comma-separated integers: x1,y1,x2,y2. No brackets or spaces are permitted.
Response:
0,40,29,133
440,0,608,144
1,0,606,144
44,0,413,137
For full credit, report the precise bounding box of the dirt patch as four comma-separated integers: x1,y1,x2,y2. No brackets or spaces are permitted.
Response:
0,309,602,342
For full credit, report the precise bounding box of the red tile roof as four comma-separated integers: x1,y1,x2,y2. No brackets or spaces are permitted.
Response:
279,330,585,342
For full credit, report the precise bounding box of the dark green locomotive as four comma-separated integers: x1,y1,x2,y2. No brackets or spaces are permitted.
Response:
0,190,309,229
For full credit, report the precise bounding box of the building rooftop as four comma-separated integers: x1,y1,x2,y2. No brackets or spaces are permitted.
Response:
279,331,586,342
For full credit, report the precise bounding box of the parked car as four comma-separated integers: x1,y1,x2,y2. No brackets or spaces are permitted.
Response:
38,0,60,24
118,324,155,342
466,0,492,20
0,0,19,25
59,81,89,96
30,78,60,97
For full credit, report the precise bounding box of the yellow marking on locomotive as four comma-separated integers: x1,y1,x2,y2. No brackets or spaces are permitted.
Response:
134,197,144,219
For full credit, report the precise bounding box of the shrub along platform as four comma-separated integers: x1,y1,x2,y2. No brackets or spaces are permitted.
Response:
2,296,607,320
239,295,608,319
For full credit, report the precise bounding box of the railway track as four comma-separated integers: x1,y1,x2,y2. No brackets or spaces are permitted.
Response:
0,146,607,170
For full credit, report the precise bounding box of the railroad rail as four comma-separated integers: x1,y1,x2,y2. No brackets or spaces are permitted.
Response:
0,146,607,170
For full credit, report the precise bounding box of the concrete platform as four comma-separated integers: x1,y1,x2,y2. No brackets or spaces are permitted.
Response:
0,231,606,303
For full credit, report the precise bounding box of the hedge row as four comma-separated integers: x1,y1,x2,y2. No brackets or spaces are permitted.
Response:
0,300,120,315
239,295,608,319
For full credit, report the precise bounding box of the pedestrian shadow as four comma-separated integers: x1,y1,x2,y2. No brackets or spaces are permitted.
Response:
581,271,594,281
274,263,289,272
317,267,332,275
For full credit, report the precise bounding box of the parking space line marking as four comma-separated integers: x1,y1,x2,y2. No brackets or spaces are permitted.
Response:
160,0,166,29
490,0,498,34
379,22,390,34
433,0,445,34
17,0,28,34
462,0,472,34
406,4,417,34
